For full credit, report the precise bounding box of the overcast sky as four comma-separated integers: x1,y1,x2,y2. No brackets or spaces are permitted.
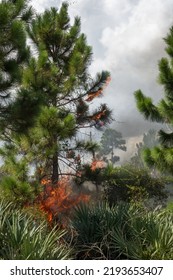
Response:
31,0,173,138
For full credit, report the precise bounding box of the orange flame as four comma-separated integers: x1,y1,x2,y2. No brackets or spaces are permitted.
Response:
86,76,111,102
86,89,102,102
41,178,51,185
91,160,105,171
92,109,106,121
38,177,89,225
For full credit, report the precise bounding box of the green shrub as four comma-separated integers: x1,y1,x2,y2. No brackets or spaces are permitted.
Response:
72,203,173,259
0,200,72,259
103,164,167,206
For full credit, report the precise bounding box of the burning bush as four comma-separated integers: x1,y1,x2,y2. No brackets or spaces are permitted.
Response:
38,177,89,226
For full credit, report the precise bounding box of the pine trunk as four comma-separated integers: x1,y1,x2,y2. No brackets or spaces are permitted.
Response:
51,150,59,184
51,97,59,184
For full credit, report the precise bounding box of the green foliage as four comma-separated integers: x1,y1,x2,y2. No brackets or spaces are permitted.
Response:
0,1,112,205
158,129,173,147
134,26,173,175
99,128,126,164
26,4,92,95
0,1,42,134
0,139,47,204
143,146,173,174
0,146,39,204
0,0,33,98
0,1,112,186
0,200,72,260
131,129,159,168
103,164,167,205
134,90,163,122
73,203,173,260
6,88,43,133
37,107,76,140
73,202,132,259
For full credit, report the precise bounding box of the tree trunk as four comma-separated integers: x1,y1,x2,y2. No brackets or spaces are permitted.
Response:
51,150,59,184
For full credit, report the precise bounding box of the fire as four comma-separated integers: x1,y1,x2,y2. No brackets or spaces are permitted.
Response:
86,76,111,102
41,178,51,185
91,160,105,171
38,177,89,225
86,89,102,102
92,109,106,121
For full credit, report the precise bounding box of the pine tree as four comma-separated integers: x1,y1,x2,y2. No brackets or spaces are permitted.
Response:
1,2,112,186
100,128,126,164
0,0,41,134
0,0,32,104
135,26,173,174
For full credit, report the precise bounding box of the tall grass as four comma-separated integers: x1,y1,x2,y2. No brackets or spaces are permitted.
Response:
0,200,72,259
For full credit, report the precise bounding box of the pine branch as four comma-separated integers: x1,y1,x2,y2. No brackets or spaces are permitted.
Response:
158,129,173,147
59,154,77,169
85,71,111,102
58,71,111,107
158,57,173,100
134,90,164,122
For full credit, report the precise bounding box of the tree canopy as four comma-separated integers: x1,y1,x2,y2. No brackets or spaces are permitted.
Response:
100,128,126,164
135,26,173,174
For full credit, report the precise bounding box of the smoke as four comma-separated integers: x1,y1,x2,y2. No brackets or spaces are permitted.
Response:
115,135,143,164
70,0,173,137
